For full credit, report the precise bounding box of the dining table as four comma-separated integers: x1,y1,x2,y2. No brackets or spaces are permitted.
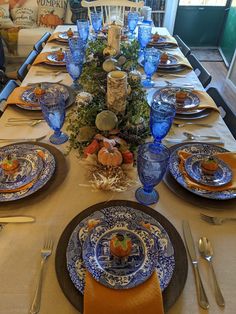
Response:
0,24,236,314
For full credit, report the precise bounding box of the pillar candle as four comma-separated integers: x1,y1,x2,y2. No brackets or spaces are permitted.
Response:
108,23,121,55
107,71,128,114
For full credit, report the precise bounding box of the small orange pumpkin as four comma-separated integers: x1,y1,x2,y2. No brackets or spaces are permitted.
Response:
98,145,123,167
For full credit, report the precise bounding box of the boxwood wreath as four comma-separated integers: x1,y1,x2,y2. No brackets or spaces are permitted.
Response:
67,39,151,191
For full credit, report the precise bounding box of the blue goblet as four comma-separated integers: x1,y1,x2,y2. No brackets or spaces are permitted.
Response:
138,24,152,57
135,142,170,205
150,101,176,145
76,19,89,42
39,91,68,145
90,12,102,38
128,12,139,39
68,36,86,60
142,47,160,88
65,51,84,90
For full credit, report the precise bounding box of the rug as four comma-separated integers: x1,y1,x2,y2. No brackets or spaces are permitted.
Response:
191,49,223,62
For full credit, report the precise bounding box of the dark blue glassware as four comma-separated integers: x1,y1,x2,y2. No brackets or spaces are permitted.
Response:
76,19,89,42
91,12,102,38
39,91,68,145
150,101,176,145
142,47,160,88
65,51,84,90
138,24,152,56
128,12,139,38
135,142,170,205
68,36,86,60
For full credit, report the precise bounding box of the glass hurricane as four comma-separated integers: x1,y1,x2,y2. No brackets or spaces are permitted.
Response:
128,11,139,39
76,19,89,42
65,50,84,90
91,11,103,38
135,142,170,205
39,91,68,145
138,24,152,57
142,47,160,88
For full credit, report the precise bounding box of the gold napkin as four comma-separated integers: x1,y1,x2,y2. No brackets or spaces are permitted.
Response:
84,271,164,314
192,90,220,112
151,35,178,47
33,52,65,66
173,54,193,70
179,151,236,191
6,86,38,108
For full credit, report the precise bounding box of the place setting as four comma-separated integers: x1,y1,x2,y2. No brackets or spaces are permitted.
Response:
32,48,67,67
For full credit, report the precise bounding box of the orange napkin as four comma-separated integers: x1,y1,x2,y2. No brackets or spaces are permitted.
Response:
179,151,236,191
192,90,220,113
84,271,164,314
33,52,65,66
6,86,38,108
48,32,61,42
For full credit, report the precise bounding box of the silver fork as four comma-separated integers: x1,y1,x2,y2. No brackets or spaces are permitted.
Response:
5,120,45,127
30,239,53,314
200,213,236,225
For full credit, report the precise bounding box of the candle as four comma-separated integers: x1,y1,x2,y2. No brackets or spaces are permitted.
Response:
108,23,121,55
107,71,128,114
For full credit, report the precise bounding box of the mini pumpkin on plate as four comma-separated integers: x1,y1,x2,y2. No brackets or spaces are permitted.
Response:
152,32,160,42
67,28,74,38
1,155,19,171
55,48,65,61
201,157,219,175
98,143,123,167
110,233,132,258
175,90,188,103
33,84,46,97
160,52,169,64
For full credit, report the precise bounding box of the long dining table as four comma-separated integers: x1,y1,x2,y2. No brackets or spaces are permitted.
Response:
0,25,236,314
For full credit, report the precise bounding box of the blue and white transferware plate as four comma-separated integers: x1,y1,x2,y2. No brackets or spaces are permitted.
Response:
169,143,236,200
0,144,56,202
58,31,78,41
66,205,175,293
46,53,65,65
185,154,232,187
0,148,44,191
159,55,178,68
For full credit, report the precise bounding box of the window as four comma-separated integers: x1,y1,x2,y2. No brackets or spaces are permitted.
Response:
179,0,227,5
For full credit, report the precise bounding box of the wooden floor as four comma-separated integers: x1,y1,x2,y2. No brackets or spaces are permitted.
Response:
202,61,236,114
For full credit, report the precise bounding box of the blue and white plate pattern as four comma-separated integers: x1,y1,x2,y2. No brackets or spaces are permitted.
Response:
46,53,65,65
185,154,232,187
58,31,78,41
0,144,56,202
159,55,178,68
0,148,44,191
66,205,175,293
169,143,236,200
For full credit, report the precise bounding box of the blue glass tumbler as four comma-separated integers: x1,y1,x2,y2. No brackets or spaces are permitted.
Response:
138,24,152,57
128,12,139,38
135,142,170,205
65,51,84,90
76,19,89,42
142,47,160,88
91,12,103,38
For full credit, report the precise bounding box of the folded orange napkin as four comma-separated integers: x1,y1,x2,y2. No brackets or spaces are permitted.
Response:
172,54,192,70
192,90,220,113
48,32,61,42
6,86,38,108
33,52,65,66
84,271,164,314
179,151,236,191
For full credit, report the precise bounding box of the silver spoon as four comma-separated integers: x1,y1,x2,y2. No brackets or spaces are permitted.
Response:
174,122,212,128
183,132,220,140
198,237,225,307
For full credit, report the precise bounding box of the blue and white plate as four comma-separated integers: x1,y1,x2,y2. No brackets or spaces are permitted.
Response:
185,154,232,187
66,205,175,293
169,143,236,200
0,144,56,202
159,55,178,68
0,148,44,191
58,31,78,41
46,53,65,65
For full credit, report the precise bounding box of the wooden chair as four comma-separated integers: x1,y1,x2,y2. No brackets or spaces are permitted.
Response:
81,0,144,26
187,54,212,88
207,87,236,139
174,34,191,57
34,32,51,53
17,50,39,82
0,79,19,116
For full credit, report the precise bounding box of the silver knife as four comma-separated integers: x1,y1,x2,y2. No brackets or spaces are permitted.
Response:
165,139,224,145
0,216,35,223
182,221,209,309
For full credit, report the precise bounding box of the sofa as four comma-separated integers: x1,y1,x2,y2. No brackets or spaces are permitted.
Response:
0,0,77,58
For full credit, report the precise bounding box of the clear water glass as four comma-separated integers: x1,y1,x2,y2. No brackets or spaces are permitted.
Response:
128,12,139,38
76,19,89,42
135,142,170,205
150,101,176,145
39,91,68,145
142,47,160,88
91,12,102,38
138,24,152,56
65,50,84,90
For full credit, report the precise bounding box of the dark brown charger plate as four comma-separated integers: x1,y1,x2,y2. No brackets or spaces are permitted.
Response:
0,141,68,209
55,200,188,313
164,142,236,210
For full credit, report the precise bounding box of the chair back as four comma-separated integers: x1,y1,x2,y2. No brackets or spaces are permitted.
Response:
81,0,144,26
0,79,19,115
207,87,236,139
187,54,212,88
174,34,191,57
34,32,51,53
17,50,39,82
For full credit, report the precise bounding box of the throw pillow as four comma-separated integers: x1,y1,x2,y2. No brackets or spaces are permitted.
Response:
10,0,38,28
37,0,67,28
0,0,14,28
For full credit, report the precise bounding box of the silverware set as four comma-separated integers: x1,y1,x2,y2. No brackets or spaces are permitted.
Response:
183,221,225,309
6,118,45,127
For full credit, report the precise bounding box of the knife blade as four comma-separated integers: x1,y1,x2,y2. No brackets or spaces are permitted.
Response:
182,221,209,309
0,216,35,223
165,139,224,145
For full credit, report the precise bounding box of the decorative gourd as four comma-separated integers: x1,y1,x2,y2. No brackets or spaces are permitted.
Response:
160,52,168,64
1,155,19,171
95,110,118,131
110,233,132,257
84,139,100,157
102,58,119,72
56,48,64,61
152,32,160,42
67,28,74,38
98,145,123,166
34,85,45,97
122,150,133,164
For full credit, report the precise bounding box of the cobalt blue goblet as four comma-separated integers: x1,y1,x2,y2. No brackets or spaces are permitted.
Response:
135,142,170,205
91,12,102,38
142,47,160,88
150,101,176,146
76,19,89,42
68,36,86,61
39,91,68,145
65,50,84,90
128,11,139,39
138,24,152,57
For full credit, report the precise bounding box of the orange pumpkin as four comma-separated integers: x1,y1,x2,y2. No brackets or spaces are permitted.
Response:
40,11,64,28
110,234,132,258
98,146,123,167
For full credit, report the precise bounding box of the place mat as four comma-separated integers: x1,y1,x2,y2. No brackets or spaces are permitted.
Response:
55,200,188,313
163,142,236,210
0,142,67,209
